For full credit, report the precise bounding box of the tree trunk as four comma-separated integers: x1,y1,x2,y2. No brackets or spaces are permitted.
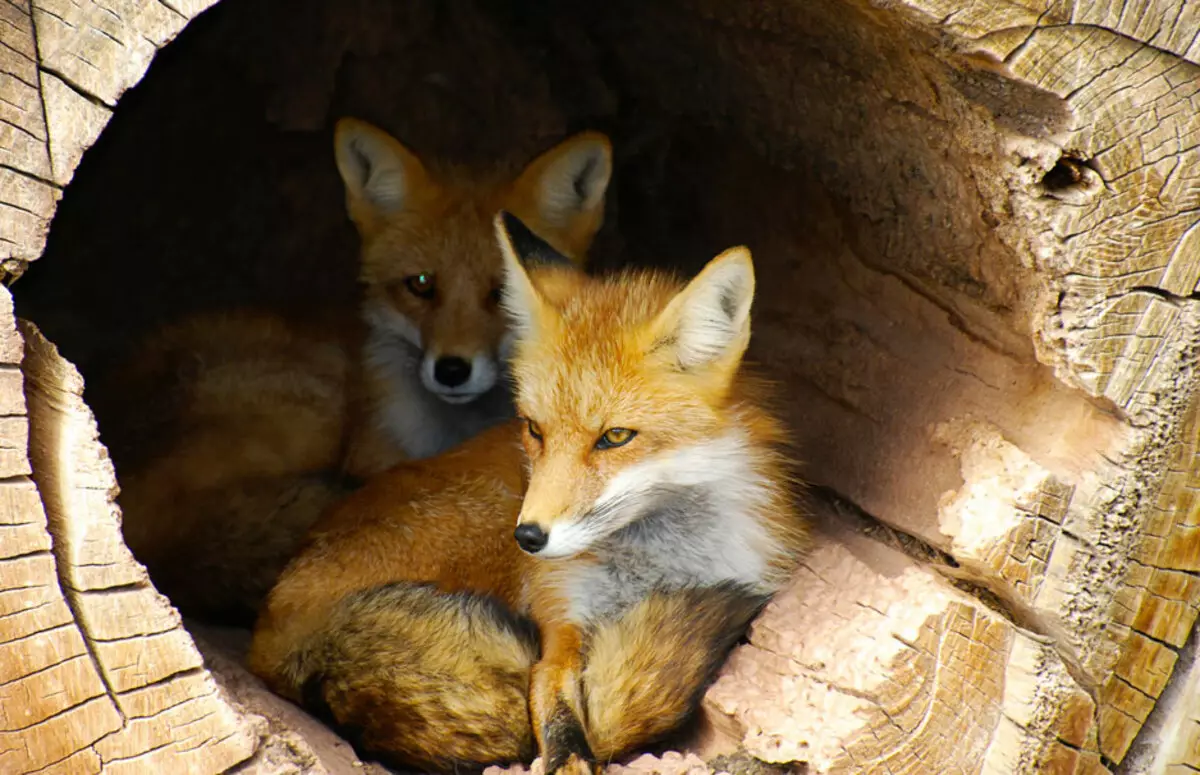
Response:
1,1,1198,773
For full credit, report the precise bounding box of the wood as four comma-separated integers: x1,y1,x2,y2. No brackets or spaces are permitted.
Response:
2,0,1199,773
12,311,258,773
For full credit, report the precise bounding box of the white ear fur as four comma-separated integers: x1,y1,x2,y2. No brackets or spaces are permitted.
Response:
529,133,612,232
659,247,756,370
334,119,422,215
494,212,551,343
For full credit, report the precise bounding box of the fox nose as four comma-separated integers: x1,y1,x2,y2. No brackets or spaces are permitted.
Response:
433,356,472,388
514,524,548,554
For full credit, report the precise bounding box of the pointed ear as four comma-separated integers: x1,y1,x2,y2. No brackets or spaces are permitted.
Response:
513,131,612,254
334,118,430,234
498,211,575,269
652,247,756,371
494,211,560,342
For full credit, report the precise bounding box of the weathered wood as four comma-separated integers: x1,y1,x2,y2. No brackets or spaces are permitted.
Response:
14,313,260,774
0,0,49,180
538,0,1200,769
895,6,1200,767
31,0,187,108
1,0,219,263
40,71,111,186
2,308,380,774
0,0,54,267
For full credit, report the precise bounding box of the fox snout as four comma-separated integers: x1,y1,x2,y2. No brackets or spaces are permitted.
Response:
420,351,501,404
513,516,599,559
513,523,549,554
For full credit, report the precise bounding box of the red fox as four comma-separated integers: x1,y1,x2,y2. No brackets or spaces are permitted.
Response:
246,212,808,773
92,122,613,622
335,118,613,472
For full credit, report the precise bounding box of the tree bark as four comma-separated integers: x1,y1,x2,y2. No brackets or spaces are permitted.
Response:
1,0,1198,773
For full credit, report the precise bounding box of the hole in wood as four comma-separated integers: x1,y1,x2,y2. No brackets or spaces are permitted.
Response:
1040,152,1104,204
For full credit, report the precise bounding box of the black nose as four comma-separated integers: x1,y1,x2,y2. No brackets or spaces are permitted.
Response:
514,524,548,554
434,356,472,387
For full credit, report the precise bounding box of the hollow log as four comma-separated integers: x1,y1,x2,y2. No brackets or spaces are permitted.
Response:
2,0,1199,773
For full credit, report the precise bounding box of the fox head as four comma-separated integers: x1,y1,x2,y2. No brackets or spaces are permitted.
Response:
334,118,612,403
494,212,759,559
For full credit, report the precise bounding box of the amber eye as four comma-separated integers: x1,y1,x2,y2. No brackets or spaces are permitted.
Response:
595,428,637,450
404,273,436,299
526,419,543,442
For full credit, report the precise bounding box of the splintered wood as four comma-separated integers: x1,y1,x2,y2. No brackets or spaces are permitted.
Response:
893,2,1200,770
0,309,258,774
2,0,210,262
706,535,1014,773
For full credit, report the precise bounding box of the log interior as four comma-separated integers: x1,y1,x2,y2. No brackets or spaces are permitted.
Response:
14,0,1107,554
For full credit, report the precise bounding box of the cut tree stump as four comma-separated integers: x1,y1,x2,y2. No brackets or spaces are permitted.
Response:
2,0,1199,773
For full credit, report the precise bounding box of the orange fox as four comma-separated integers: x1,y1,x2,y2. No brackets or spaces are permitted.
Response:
335,118,613,472
93,122,613,622
246,213,808,773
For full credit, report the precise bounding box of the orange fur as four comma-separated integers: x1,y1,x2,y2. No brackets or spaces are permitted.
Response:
247,215,808,773
98,123,613,622
335,117,613,474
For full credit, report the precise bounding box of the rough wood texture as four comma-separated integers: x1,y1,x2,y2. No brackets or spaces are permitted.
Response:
895,3,1200,770
11,310,256,773
3,0,1199,773
4,307,387,774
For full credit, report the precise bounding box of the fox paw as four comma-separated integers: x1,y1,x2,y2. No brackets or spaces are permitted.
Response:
545,752,598,775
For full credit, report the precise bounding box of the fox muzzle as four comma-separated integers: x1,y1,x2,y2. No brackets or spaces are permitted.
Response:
513,523,549,554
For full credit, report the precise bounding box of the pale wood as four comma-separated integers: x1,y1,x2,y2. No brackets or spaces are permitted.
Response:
0,0,49,181
893,2,1200,768
1,304,378,774
31,0,187,108
12,312,259,774
0,0,54,267
41,71,111,186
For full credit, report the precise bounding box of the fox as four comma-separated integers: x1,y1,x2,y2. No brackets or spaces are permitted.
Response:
246,211,809,773
92,121,614,623
334,117,613,474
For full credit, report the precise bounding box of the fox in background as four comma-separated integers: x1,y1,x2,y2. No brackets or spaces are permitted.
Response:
246,211,809,773
91,120,613,623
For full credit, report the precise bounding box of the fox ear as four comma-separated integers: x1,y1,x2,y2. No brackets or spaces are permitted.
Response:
494,211,562,341
514,132,612,256
334,118,430,233
652,246,756,371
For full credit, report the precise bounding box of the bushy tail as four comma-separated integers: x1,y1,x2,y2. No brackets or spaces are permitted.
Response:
277,582,766,772
582,582,769,763
93,309,354,623
292,582,540,773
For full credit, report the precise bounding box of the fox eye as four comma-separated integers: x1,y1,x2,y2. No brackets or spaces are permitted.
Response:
404,273,436,300
596,428,637,450
487,285,503,307
526,419,543,442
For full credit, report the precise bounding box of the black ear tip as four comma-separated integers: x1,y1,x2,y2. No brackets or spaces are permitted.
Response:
499,210,524,235
495,211,574,269
499,210,535,245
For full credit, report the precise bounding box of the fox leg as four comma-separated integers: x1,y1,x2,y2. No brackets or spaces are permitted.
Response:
531,622,596,775
581,583,769,762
